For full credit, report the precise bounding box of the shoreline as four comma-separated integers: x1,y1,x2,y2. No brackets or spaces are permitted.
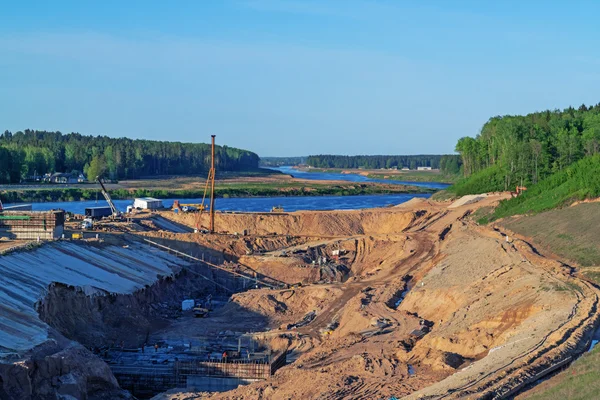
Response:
1,184,434,204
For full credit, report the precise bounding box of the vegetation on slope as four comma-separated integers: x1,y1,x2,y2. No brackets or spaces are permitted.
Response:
501,203,600,269
450,103,600,195
484,155,600,221
519,344,600,400
0,130,259,183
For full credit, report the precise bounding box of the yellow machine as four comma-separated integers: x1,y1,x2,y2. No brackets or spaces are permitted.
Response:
193,306,209,318
271,206,284,213
172,135,217,233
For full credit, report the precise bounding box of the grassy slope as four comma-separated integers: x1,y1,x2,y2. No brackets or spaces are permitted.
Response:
496,206,600,399
491,155,600,220
518,345,600,400
500,203,600,275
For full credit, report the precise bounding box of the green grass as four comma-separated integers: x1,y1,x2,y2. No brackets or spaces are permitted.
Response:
520,345,600,400
445,164,506,196
501,203,600,269
488,155,600,221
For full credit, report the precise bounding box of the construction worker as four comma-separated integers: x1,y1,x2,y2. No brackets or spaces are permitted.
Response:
155,343,159,353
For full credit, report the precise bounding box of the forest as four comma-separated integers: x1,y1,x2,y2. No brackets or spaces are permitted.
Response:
306,154,462,174
453,103,600,193
0,130,259,183
260,156,307,167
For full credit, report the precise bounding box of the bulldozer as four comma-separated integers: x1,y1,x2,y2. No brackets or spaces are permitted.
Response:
271,205,284,213
193,306,209,318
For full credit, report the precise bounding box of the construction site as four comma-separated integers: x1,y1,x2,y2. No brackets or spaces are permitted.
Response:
0,137,599,400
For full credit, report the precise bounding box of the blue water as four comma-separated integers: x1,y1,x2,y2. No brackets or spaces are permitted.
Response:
7,193,432,215
5,167,447,215
274,166,451,190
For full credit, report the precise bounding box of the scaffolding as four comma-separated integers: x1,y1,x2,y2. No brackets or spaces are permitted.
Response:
110,350,287,397
0,210,65,239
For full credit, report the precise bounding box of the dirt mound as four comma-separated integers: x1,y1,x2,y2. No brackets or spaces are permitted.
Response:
0,342,131,400
227,286,343,328
160,207,419,237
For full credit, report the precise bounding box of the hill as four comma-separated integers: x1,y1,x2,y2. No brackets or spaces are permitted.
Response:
449,103,600,196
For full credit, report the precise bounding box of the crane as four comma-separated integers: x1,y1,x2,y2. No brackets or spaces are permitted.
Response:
96,176,122,219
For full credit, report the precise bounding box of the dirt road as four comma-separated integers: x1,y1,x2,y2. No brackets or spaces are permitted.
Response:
153,194,599,400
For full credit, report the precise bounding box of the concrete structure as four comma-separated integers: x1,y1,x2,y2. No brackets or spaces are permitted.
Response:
134,197,163,210
0,210,65,240
110,350,287,397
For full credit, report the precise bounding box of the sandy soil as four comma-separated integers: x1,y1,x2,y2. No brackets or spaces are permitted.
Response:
147,193,599,400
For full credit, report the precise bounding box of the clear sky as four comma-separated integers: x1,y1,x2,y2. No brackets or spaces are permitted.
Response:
1,1,599,156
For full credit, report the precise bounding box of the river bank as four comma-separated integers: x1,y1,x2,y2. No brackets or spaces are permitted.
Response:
291,166,459,183
0,181,433,204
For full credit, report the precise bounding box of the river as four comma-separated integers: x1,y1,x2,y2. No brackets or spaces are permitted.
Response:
5,167,449,214
274,166,451,190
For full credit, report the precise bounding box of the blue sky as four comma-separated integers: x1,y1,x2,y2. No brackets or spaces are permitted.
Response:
1,1,599,156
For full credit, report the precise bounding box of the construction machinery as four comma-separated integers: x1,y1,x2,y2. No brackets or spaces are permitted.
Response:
271,205,284,213
96,176,122,219
174,135,217,232
193,306,209,318
81,218,94,230
511,186,528,198
172,200,205,213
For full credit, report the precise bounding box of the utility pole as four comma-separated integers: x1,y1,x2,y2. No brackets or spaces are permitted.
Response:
209,135,216,233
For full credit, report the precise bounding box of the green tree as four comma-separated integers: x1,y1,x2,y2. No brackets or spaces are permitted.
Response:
85,155,107,181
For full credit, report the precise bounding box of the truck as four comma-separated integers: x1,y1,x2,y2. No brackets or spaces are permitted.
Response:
81,218,94,230
84,206,112,220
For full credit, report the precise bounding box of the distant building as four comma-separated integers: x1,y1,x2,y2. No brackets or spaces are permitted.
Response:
43,171,87,184
47,173,78,184
401,167,410,171
134,197,164,210
417,166,432,171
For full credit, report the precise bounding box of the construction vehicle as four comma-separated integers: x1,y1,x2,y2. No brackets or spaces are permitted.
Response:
511,186,528,198
81,218,94,230
172,200,205,213
96,176,122,219
271,205,284,213
193,306,209,318
172,135,217,232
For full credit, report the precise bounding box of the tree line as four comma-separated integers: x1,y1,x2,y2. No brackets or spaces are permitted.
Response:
259,156,307,167
306,154,462,174
0,130,259,183
454,103,600,191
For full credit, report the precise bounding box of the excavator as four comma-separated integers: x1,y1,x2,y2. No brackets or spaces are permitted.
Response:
511,186,528,198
